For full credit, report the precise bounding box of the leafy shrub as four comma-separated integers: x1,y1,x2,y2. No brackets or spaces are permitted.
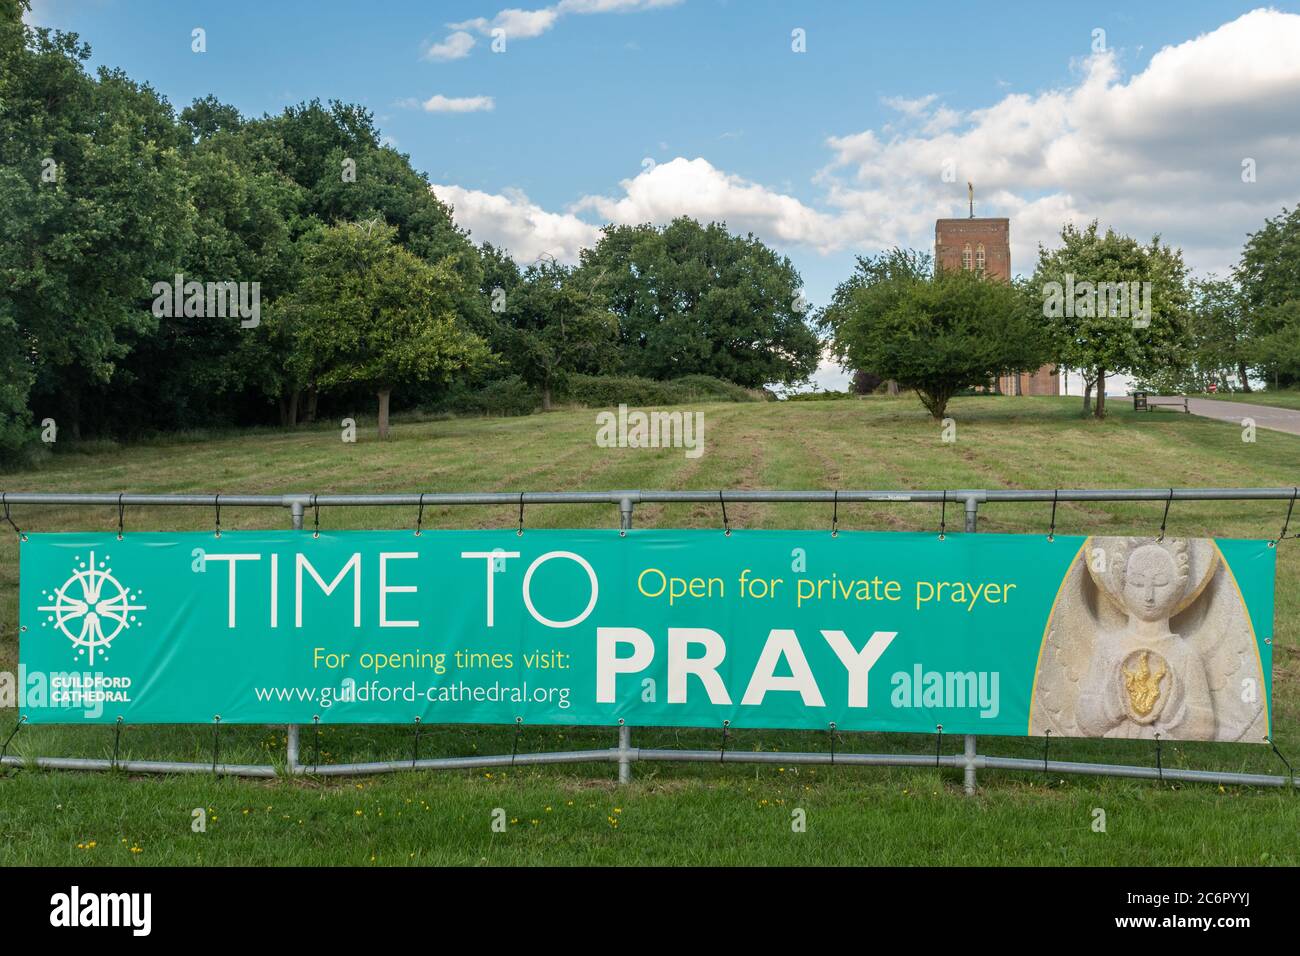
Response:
423,373,761,418
557,374,763,407
852,370,884,394
785,390,857,402
666,374,765,403
433,375,540,417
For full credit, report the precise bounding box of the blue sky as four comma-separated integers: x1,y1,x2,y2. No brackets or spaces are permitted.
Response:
25,1,1300,388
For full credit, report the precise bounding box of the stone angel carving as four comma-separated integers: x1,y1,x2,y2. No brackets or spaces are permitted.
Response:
1031,537,1267,742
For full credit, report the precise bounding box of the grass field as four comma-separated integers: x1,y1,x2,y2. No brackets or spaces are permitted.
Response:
2,395,1299,865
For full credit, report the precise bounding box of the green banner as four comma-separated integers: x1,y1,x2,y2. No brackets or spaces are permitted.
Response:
17,530,1274,741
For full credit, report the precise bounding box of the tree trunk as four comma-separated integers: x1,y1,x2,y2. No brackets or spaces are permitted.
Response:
377,388,391,440
1238,362,1252,392
304,385,318,423
1014,372,1023,396
67,385,81,441
918,387,952,422
1093,369,1107,419
541,385,553,412
278,390,299,427
886,379,900,396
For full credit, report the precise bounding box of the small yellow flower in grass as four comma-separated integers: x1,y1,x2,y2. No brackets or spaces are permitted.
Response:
354,809,363,816
544,806,552,813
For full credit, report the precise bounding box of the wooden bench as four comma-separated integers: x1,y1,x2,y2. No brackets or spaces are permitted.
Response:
1132,392,1188,413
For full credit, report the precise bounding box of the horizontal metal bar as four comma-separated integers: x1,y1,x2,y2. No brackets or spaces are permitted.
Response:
1,754,277,777
301,748,621,776
0,487,1297,508
0,493,300,507
7,748,1294,786
633,748,965,768
982,755,1300,788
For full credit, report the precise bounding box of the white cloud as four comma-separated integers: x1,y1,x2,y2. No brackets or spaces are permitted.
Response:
430,156,847,268
574,157,840,249
817,7,1300,275
556,0,682,13
424,31,476,61
451,8,560,40
434,0,681,58
414,94,495,113
430,8,1300,286
882,94,939,117
430,184,602,263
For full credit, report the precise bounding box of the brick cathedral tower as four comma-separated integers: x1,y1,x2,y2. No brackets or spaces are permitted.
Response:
934,186,1057,395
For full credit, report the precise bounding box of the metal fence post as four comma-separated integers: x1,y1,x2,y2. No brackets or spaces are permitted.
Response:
617,723,631,784
963,496,979,796
617,495,634,784
286,498,305,776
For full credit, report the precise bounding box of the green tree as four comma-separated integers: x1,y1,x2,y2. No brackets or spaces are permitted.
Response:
1236,205,1300,389
1033,222,1190,418
268,100,486,327
279,221,487,439
0,5,192,443
497,260,618,410
576,217,820,387
1185,276,1252,392
267,99,490,408
821,249,1047,420
476,241,524,349
104,101,305,432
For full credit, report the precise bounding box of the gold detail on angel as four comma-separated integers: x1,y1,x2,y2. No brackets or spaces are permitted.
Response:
1123,651,1166,717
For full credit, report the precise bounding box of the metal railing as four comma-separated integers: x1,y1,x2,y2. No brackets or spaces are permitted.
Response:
2,486,1297,794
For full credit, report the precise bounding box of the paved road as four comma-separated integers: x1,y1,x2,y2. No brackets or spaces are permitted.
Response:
1183,397,1300,436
